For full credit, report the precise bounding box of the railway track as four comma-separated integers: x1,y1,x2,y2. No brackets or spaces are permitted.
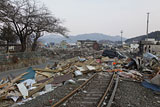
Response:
52,72,119,107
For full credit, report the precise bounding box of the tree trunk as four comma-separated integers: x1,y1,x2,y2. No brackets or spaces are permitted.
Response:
6,41,9,53
20,38,27,52
31,32,41,51
31,37,38,51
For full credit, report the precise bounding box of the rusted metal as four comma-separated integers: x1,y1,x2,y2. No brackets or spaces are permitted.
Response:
107,74,119,107
97,72,116,107
52,73,97,107
52,72,118,107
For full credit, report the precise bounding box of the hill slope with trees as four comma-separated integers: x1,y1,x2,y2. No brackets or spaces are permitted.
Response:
125,31,160,44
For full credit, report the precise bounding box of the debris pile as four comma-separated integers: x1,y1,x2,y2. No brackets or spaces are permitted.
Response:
0,51,160,106
117,52,160,92
0,55,121,105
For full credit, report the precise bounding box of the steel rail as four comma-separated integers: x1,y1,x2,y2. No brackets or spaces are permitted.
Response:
52,73,97,107
97,72,116,107
107,74,119,107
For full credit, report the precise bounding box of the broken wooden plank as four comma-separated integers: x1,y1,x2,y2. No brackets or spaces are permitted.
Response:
34,63,72,73
0,94,7,101
33,68,57,72
35,74,48,82
0,83,8,89
12,72,28,83
4,72,28,93
51,73,73,84
31,73,73,97
28,78,54,97
36,71,53,78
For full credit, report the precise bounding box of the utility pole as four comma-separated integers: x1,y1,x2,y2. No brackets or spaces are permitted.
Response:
121,30,123,46
146,12,150,40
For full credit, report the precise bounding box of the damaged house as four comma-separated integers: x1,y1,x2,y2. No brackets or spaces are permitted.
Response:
77,40,100,50
139,38,160,54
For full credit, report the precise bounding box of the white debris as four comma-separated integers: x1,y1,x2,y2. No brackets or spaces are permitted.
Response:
76,66,85,72
86,65,96,70
83,90,87,93
45,84,54,92
78,78,88,81
129,70,143,77
64,79,76,85
17,83,28,99
11,96,19,102
78,56,86,62
75,70,83,76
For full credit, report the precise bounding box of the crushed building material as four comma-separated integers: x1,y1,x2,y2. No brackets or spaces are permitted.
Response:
0,50,160,107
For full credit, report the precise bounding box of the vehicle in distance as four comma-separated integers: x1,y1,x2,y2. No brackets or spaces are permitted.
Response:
102,49,126,59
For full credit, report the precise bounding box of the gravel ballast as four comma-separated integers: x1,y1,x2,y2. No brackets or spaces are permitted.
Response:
113,79,160,107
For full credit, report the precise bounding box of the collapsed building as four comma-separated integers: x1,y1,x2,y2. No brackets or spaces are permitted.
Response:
76,40,100,50
139,38,160,54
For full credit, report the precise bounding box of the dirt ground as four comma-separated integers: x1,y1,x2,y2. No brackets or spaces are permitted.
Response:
113,78,160,107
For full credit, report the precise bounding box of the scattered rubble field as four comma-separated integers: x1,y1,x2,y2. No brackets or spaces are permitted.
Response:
1,50,160,107
11,75,90,107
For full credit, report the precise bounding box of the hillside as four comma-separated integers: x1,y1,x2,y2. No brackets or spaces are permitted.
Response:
39,33,127,43
125,31,160,44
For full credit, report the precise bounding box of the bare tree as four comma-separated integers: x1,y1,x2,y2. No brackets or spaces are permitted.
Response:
0,0,38,51
31,7,68,51
0,0,68,52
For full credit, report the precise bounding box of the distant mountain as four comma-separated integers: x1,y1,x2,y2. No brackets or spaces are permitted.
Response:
39,33,127,43
125,31,160,44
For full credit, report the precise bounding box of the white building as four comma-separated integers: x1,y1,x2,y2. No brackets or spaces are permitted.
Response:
130,43,139,52
145,38,157,44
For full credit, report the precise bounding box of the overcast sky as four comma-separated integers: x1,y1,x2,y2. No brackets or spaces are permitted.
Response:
41,0,160,38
